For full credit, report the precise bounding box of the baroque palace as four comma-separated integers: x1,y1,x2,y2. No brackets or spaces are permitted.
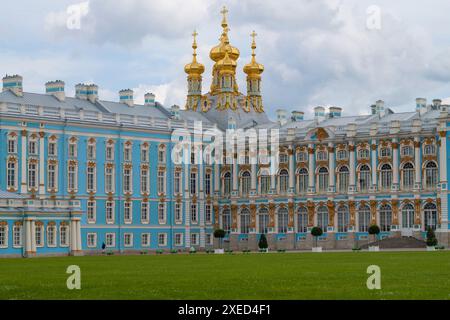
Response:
0,8,449,257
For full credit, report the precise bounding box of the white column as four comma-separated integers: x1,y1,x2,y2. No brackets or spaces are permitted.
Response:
184,163,191,248
392,139,399,191
414,137,421,190
76,220,82,251
232,155,238,194
371,139,377,191
308,144,315,193
70,219,77,252
349,142,356,193
20,131,27,194
328,143,335,192
288,148,295,193
39,132,45,195
30,220,36,253
25,220,31,255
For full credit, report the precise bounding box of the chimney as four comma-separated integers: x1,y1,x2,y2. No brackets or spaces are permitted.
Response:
119,89,134,107
76,83,98,102
45,80,65,101
144,92,156,107
171,105,180,120
291,111,304,122
2,74,23,97
328,106,342,118
276,109,287,125
371,100,385,117
75,84,87,100
416,98,427,116
86,84,98,103
314,106,325,122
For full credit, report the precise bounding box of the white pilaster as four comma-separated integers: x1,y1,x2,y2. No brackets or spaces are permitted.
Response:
20,132,27,194
308,144,315,193
30,220,36,253
39,133,45,195
328,143,335,193
288,148,295,193
371,139,377,192
392,139,399,191
25,219,31,255
349,142,356,193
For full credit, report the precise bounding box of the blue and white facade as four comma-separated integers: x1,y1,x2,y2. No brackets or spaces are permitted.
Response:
1,9,449,257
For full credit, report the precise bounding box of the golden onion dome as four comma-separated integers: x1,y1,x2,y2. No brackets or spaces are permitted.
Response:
243,31,264,77
216,48,237,73
184,30,205,76
209,6,240,62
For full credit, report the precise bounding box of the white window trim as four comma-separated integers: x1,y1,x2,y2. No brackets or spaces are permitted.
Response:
124,201,133,224
158,233,167,246
123,233,134,247
60,225,69,247
87,200,97,224
0,225,9,248
106,233,116,247
87,233,97,248
141,233,151,247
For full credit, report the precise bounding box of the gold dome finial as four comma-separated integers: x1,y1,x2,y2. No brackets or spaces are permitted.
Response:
184,30,205,76
244,30,264,77
221,6,229,29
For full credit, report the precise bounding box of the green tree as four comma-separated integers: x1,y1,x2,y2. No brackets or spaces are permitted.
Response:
258,234,268,250
311,227,323,248
368,224,380,244
426,227,438,247
214,229,226,249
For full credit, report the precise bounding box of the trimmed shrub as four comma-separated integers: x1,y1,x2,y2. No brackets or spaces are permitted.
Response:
258,234,268,249
311,227,323,248
426,228,438,247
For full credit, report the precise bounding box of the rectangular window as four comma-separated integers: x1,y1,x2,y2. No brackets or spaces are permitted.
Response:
124,202,132,223
141,202,149,223
124,146,131,162
158,233,167,246
48,142,57,156
106,145,114,161
87,201,96,223
60,226,69,247
87,144,96,160
28,162,37,189
28,141,37,155
206,233,213,246
123,168,132,193
174,171,181,194
124,233,133,247
191,233,199,246
106,233,115,247
47,163,57,190
47,226,56,247
68,165,77,191
35,225,43,247
205,173,211,195
157,171,165,194
7,162,17,189
158,203,166,223
205,204,212,224
87,166,96,192
140,168,149,194
175,203,182,223
68,143,77,158
174,233,183,246
105,166,114,193
190,172,197,195
0,226,7,247
141,148,148,162
141,233,150,247
87,233,97,248
8,139,17,154
13,225,22,247
158,149,165,163
106,201,115,224
190,203,198,223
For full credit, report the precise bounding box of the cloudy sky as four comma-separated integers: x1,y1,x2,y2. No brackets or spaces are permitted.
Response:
1,0,450,119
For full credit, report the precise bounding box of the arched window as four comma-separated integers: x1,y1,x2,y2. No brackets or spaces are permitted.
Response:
317,206,328,231
277,208,288,233
338,166,349,193
297,168,308,194
317,167,329,193
358,165,371,192
279,170,289,194
380,204,392,232
402,162,415,190
258,208,269,234
337,206,350,232
297,207,308,233
380,164,392,191
223,172,231,196
424,162,438,189
358,205,371,232
240,208,250,234
402,204,414,229
240,171,251,196
222,209,231,234
424,203,437,230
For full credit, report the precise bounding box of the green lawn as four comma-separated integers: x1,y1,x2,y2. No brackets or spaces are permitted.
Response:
0,251,449,300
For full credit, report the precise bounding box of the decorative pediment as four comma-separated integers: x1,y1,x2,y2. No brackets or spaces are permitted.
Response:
305,127,334,141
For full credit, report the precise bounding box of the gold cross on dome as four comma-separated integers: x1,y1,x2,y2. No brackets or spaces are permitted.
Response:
221,6,229,19
192,30,198,41
251,30,257,41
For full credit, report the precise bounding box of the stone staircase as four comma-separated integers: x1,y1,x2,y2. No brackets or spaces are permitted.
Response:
360,236,427,249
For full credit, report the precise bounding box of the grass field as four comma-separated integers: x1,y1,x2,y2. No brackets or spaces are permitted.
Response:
0,251,449,300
